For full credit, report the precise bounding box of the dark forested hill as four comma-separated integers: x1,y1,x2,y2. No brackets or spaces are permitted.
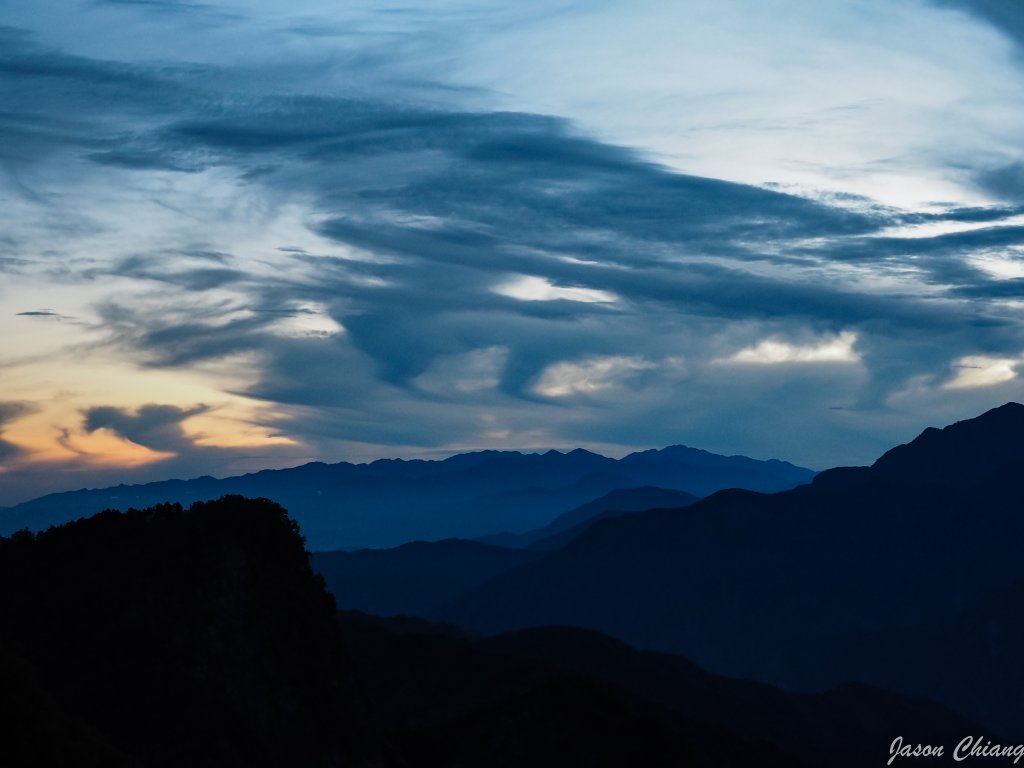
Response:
0,446,813,550
338,612,984,767
0,496,366,767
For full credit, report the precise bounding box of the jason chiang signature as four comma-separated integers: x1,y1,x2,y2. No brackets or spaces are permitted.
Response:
890,736,1024,765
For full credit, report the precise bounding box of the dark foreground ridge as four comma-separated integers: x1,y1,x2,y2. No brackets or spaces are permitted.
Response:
340,612,983,767
0,496,364,767
0,496,987,766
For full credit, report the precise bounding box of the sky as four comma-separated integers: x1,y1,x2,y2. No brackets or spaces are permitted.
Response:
2,0,1024,504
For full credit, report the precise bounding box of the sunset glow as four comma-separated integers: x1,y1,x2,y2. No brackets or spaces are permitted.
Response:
3,0,1024,502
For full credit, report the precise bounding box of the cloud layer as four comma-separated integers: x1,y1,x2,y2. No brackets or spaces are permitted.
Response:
2,0,1024,501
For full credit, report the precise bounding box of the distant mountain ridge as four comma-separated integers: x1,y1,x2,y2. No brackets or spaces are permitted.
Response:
479,486,700,550
0,444,814,550
313,402,1024,737
312,486,701,618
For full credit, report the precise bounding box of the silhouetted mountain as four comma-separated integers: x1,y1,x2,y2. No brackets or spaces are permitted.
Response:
878,575,1024,738
617,445,811,495
395,676,710,768
339,612,984,767
313,539,538,617
312,489,697,618
813,401,1024,491
479,485,700,549
2,493,998,764
364,403,1024,736
481,626,985,767
0,496,366,767
0,446,814,550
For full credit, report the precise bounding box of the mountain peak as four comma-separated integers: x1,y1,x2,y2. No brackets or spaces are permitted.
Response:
622,445,702,461
815,402,1024,491
566,447,599,456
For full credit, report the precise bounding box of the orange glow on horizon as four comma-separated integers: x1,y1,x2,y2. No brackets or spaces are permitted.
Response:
0,313,300,473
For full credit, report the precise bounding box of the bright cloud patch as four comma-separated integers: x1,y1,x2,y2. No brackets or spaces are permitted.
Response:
720,332,859,365
268,304,345,339
874,214,1024,241
944,355,1020,390
414,347,507,395
968,250,1024,280
535,356,654,397
494,275,618,304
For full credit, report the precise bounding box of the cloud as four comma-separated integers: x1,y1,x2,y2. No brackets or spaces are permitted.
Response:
933,0,1024,47
93,0,216,9
0,402,35,464
15,309,81,323
70,401,305,485
51,76,1024,464
943,355,1021,389
446,0,1024,210
976,162,1024,202
3,2,1024,488
535,356,657,398
83,403,212,453
719,332,860,365
494,275,618,304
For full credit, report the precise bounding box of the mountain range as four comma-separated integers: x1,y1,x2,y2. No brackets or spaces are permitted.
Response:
0,445,812,550
5,402,1024,753
312,486,700,617
314,402,1024,738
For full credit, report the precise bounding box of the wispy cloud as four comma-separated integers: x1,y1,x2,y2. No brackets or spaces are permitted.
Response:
719,332,860,365
1,0,1024,499
0,402,36,463
83,402,212,453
